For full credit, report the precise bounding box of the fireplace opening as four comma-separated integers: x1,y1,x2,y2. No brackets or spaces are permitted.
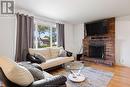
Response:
89,45,105,59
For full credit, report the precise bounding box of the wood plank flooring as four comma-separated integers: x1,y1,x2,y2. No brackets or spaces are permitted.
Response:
88,62,130,87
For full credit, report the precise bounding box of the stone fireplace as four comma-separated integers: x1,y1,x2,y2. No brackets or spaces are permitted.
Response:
82,18,115,66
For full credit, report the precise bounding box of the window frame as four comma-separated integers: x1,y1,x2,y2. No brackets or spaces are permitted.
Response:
34,20,58,49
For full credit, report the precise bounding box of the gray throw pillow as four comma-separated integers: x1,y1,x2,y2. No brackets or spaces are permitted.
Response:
34,54,46,63
19,63,44,81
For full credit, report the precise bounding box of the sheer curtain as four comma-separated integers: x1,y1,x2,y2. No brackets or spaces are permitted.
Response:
15,13,34,62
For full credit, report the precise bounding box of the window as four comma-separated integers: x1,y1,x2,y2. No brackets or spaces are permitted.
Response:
33,22,58,48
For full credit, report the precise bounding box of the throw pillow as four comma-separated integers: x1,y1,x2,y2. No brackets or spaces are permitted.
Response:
66,51,73,57
0,56,34,86
27,53,46,64
58,49,67,57
19,62,44,81
34,53,46,63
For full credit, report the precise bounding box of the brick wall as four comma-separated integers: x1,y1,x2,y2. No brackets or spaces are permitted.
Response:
82,18,115,66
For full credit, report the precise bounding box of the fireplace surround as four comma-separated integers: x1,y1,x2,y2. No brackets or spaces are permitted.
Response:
82,18,115,66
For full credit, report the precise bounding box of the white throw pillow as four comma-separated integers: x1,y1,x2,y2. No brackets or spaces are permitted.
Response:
0,56,34,86
58,49,67,57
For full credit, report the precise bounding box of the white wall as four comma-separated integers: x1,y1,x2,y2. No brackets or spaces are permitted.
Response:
0,15,16,60
64,23,74,52
115,16,130,67
73,24,84,55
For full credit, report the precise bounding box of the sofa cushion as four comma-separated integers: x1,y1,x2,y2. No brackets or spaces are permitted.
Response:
29,48,51,60
40,57,74,69
0,56,34,86
50,47,61,58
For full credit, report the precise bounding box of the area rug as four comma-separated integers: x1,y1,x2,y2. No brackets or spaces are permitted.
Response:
51,67,114,87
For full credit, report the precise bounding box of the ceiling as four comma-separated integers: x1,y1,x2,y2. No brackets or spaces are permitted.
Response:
15,0,130,23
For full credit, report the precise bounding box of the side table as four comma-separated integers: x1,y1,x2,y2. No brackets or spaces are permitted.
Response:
77,54,83,61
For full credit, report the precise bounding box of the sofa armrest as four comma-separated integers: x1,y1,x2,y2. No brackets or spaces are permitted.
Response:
30,75,67,87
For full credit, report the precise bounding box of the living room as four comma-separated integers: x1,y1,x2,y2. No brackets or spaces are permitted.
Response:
0,0,130,87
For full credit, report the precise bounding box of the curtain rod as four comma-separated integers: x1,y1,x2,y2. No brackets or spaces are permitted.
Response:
15,12,65,24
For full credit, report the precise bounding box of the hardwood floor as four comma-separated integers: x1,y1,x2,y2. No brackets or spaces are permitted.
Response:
88,62,130,87
50,62,130,87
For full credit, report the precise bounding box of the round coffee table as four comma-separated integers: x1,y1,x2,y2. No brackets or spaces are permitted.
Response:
65,61,85,82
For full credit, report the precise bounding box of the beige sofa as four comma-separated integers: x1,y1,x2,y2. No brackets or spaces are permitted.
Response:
29,47,74,69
